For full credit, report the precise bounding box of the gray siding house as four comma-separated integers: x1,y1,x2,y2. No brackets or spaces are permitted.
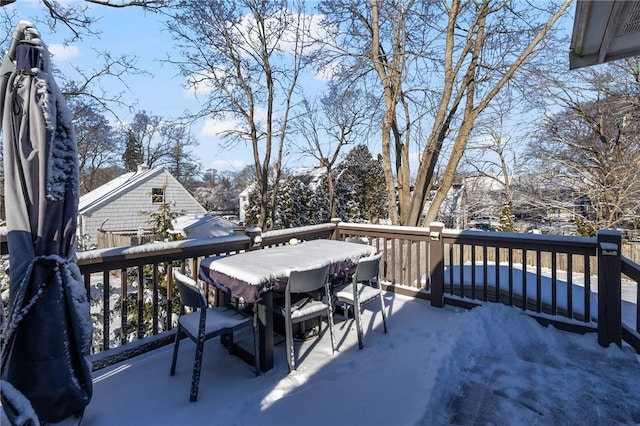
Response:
78,165,206,248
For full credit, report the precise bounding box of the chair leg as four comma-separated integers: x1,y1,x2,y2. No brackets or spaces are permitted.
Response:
285,316,295,373
190,339,205,402
227,331,234,355
326,312,336,354
170,326,181,376
354,301,364,350
325,281,336,353
379,293,388,334
253,307,261,376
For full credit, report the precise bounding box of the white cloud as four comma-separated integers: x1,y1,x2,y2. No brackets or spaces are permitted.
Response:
48,44,79,62
184,67,227,97
314,62,339,81
200,117,242,137
200,108,268,137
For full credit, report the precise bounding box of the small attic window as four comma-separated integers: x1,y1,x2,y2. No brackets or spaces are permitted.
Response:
151,188,164,203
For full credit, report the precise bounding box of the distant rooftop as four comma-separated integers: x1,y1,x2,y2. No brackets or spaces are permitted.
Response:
78,165,162,215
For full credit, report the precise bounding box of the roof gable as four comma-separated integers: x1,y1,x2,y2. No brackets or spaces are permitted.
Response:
79,166,165,214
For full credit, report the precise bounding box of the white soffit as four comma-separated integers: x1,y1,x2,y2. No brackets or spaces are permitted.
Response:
570,0,640,69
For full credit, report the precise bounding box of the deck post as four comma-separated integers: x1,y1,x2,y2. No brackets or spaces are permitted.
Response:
429,222,445,308
245,226,262,250
331,218,342,240
596,229,622,347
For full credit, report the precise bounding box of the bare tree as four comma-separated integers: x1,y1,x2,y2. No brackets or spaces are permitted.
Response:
1,1,163,118
462,100,521,231
1,1,165,42
527,59,640,234
120,111,200,182
293,82,378,217
164,0,316,230
163,124,202,190
122,111,171,169
318,0,571,226
69,99,123,194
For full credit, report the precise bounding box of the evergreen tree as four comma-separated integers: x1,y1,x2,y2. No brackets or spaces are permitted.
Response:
498,201,516,232
246,184,270,228
122,130,143,172
308,182,331,225
276,176,310,229
337,145,387,223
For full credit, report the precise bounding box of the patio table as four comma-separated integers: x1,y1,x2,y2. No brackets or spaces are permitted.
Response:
198,239,376,371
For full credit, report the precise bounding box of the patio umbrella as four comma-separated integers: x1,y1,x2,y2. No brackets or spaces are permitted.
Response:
1,21,93,424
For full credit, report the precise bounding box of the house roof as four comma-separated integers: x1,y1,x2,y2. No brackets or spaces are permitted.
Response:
171,214,236,237
78,165,164,215
570,0,640,69
172,214,235,232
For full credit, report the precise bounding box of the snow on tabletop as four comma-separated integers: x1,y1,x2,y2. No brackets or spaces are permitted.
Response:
201,239,375,286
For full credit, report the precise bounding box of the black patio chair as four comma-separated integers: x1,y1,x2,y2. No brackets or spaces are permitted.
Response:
170,268,259,402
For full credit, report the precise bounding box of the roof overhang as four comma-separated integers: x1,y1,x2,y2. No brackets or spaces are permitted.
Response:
570,0,640,69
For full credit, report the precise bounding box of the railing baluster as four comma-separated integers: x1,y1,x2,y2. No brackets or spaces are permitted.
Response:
471,244,476,299
84,273,90,296
583,254,590,322
445,244,455,294
459,243,465,298
382,237,388,283
536,251,542,313
416,241,422,289
120,269,127,346
508,248,513,306
391,238,397,284
483,246,488,302
407,240,413,289
402,240,408,286
103,270,110,351
166,263,173,331
522,250,527,311
495,247,500,303
551,252,557,315
567,255,573,320
152,263,159,335
137,265,144,339
636,278,639,333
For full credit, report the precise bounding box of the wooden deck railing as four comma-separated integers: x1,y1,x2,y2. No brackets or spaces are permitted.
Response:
1,220,638,368
336,221,639,353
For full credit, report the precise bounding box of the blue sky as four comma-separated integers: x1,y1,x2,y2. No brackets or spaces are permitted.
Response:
4,1,326,173
4,1,578,177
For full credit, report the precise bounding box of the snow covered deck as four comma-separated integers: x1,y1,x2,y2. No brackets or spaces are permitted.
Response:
82,292,640,425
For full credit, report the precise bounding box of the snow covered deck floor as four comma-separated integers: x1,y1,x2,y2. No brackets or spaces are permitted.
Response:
81,293,640,425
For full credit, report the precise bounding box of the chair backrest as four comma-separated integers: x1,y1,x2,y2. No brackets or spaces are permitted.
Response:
354,253,382,283
173,268,207,309
345,237,366,244
287,265,330,294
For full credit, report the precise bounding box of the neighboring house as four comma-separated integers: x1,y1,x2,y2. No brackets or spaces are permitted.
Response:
238,183,255,225
170,214,238,239
78,164,206,248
